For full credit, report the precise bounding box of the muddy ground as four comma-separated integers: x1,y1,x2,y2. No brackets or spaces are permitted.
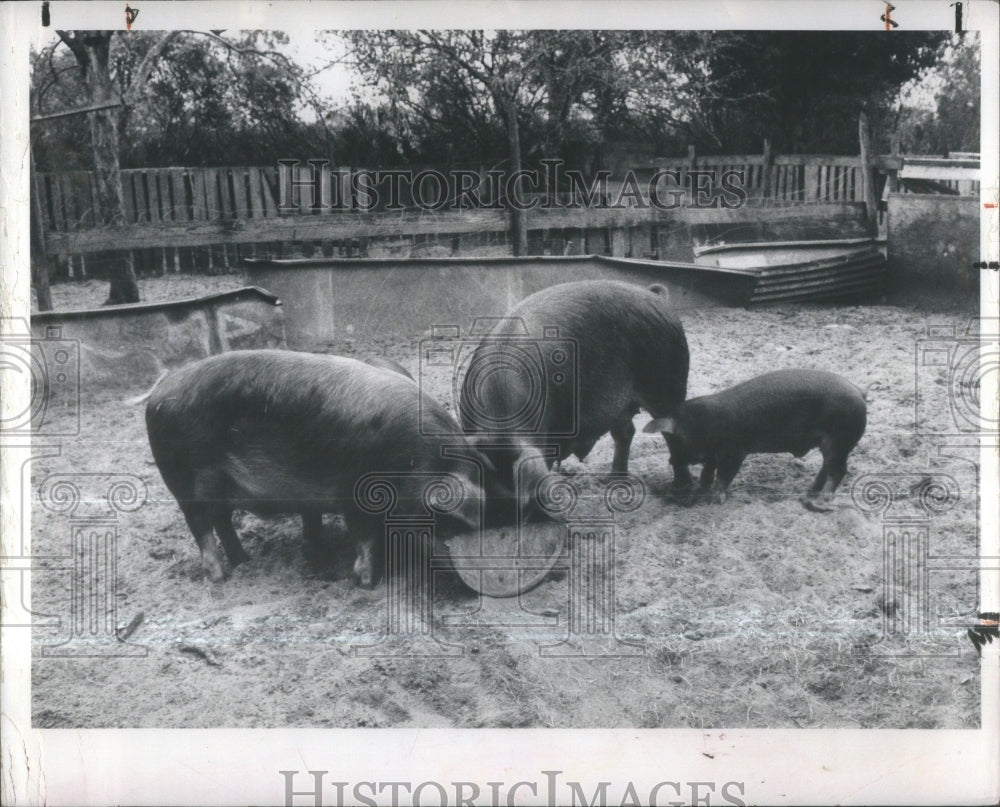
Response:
31,274,982,728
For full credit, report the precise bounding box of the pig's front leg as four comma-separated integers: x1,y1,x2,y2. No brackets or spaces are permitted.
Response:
699,459,717,490
707,452,744,504
666,435,695,491
609,416,636,474
302,511,330,566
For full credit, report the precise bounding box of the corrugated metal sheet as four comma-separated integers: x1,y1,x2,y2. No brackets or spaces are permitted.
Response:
748,246,887,304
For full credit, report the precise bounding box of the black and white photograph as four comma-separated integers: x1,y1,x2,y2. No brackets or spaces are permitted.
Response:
1,1,998,804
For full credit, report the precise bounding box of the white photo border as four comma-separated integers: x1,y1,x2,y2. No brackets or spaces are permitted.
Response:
2,2,997,805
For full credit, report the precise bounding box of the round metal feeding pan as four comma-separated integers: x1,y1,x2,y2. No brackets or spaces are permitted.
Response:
445,521,565,598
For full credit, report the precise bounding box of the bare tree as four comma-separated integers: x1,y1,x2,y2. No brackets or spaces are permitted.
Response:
54,30,180,304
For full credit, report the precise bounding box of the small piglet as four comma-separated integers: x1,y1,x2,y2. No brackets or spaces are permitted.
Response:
644,369,866,508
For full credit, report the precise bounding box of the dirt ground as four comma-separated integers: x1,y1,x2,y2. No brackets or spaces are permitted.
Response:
30,274,983,728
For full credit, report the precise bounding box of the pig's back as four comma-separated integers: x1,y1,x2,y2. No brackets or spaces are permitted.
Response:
149,350,416,428
709,369,866,452
147,350,442,480
503,280,689,410
715,369,864,410
507,281,683,343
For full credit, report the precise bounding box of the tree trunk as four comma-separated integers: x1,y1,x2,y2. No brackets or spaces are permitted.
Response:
858,112,878,235
32,261,54,311
30,150,54,311
59,31,139,304
503,94,529,257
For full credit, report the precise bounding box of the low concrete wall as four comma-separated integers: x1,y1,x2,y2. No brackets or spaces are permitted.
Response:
30,287,286,392
243,255,754,348
887,193,979,302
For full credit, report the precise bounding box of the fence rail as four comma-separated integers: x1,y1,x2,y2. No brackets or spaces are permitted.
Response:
33,151,980,278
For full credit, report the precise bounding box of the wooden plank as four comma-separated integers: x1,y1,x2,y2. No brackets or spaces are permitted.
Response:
171,169,189,221
84,171,100,228
295,163,320,215
247,167,266,218
156,170,171,221
900,164,981,181
38,174,54,232
49,172,68,232
217,169,233,219
231,168,249,218
144,171,160,223
809,166,821,201
62,173,83,230
156,170,172,221
761,140,773,199
203,168,221,220
189,170,207,220
43,200,872,256
121,172,138,224
609,226,627,257
684,201,866,225
260,167,279,217
653,154,764,166
903,156,979,169
68,172,86,228
773,154,861,167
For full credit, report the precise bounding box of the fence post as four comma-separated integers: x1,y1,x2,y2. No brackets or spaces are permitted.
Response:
684,144,696,199
859,113,878,234
887,131,901,194
29,153,54,311
762,139,773,199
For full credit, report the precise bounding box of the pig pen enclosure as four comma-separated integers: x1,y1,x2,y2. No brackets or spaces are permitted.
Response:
29,270,983,730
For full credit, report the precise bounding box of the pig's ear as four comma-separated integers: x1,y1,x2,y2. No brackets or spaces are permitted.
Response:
644,417,676,434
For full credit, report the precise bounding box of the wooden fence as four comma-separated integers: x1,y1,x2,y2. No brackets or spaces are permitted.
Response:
637,153,872,204
34,151,980,279
37,156,878,232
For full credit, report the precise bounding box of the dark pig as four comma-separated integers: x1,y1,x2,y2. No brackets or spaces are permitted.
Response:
145,350,493,584
644,369,867,508
460,280,689,509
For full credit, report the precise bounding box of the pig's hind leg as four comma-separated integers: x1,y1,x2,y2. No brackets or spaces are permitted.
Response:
213,508,250,568
803,438,847,512
301,511,331,567
184,469,248,580
180,504,227,583
698,459,717,492
708,452,744,504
